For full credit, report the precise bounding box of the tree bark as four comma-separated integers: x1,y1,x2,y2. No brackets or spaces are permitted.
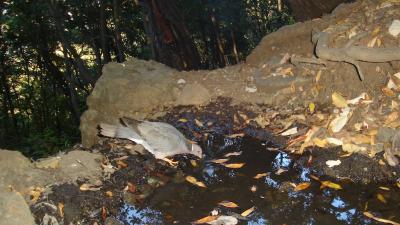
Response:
100,0,111,63
138,0,201,70
112,0,125,62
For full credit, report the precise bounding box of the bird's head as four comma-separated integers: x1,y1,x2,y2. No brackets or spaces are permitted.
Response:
190,143,203,159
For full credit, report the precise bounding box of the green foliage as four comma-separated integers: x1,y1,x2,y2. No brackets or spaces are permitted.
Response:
0,0,293,157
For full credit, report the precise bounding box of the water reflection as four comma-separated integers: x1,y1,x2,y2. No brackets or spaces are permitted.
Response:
119,137,400,225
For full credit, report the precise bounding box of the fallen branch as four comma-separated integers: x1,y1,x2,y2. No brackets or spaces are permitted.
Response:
314,32,400,81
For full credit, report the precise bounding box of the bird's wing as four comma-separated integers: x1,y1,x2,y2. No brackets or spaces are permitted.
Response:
137,121,188,158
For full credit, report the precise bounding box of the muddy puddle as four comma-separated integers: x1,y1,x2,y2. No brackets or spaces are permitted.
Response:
116,136,400,225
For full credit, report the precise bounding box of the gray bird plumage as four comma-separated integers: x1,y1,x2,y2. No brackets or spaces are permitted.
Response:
99,117,203,159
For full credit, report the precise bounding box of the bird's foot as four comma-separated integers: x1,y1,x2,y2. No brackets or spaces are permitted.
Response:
161,158,179,167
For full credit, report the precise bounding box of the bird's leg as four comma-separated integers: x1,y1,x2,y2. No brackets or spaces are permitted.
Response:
161,157,179,167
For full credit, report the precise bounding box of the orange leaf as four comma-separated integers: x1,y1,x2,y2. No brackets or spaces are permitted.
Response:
116,160,128,168
253,173,268,179
105,191,113,197
193,215,218,224
241,206,255,217
210,158,230,164
320,181,342,190
58,202,64,218
218,201,239,208
185,176,206,188
223,163,245,169
294,182,311,191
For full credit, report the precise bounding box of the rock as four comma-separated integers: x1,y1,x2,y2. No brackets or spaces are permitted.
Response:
56,150,103,183
0,149,48,192
175,83,211,105
0,188,36,225
35,157,61,169
376,127,397,143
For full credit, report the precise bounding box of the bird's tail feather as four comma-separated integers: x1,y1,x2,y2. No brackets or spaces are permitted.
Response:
99,123,143,143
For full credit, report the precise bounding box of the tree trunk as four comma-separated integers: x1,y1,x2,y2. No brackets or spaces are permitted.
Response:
49,0,97,86
112,0,125,62
138,0,201,70
100,0,111,63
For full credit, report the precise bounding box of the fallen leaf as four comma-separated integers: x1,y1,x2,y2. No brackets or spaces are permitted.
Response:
309,102,316,114
250,185,257,192
178,118,188,123
313,138,328,148
224,151,242,157
377,193,387,203
379,186,390,191
342,143,366,153
226,133,245,138
329,108,352,133
315,70,322,82
58,202,64,218
190,160,198,167
281,127,298,136
79,183,101,191
326,160,341,168
384,112,399,125
363,212,400,225
326,137,343,146
254,173,268,179
309,174,320,181
186,176,207,188
116,160,128,168
127,182,136,193
332,92,348,108
320,181,342,190
218,201,239,208
195,119,204,127
275,168,287,175
105,191,113,197
223,163,245,169
209,158,230,164
294,182,311,191
193,215,218,224
347,92,368,105
382,87,396,97
102,207,107,221
367,36,378,48
29,187,44,203
241,206,255,217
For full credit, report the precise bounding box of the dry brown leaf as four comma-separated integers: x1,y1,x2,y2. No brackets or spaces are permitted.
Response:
379,186,390,191
58,202,64,218
29,187,44,203
193,215,219,224
371,27,380,36
116,160,128,168
332,92,348,108
79,183,101,191
185,176,207,188
377,193,387,203
190,160,198,167
315,70,322,82
254,173,268,179
320,181,342,190
363,212,400,225
195,119,204,127
241,206,255,217
218,201,239,208
224,151,242,157
223,163,245,169
384,112,399,125
310,174,320,181
102,207,107,221
210,158,230,164
105,191,113,197
351,134,371,145
294,182,311,191
226,133,245,138
382,87,396,97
